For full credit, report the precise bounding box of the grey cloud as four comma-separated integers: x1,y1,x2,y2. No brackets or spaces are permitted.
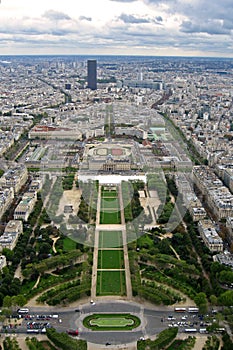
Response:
1,0,233,56
155,16,163,22
181,20,231,35
144,0,233,36
42,10,71,21
79,16,92,22
145,0,233,20
119,14,150,23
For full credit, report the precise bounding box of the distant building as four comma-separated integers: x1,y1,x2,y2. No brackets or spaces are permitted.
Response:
29,125,82,140
123,79,163,90
87,60,97,90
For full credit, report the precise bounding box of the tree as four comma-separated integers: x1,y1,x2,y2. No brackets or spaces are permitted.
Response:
2,248,14,261
210,295,218,306
3,296,12,308
194,292,208,314
12,295,26,308
218,291,233,307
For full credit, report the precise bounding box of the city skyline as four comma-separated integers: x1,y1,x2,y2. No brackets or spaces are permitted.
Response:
0,0,233,57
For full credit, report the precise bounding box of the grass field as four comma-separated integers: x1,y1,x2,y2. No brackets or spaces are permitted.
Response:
101,198,120,210
91,317,134,327
63,237,76,251
83,313,141,331
98,231,123,248
101,189,117,198
96,270,126,296
99,210,121,224
98,249,124,269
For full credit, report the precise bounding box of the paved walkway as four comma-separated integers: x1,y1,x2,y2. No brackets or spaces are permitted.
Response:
119,183,132,299
88,342,137,350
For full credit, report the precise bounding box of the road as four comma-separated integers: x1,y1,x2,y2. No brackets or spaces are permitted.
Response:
1,300,210,346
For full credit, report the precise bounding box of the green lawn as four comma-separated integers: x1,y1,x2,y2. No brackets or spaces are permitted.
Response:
99,210,121,224
101,189,118,198
96,270,126,296
101,198,120,210
98,249,124,269
63,237,76,251
83,313,140,331
91,318,134,327
98,231,123,248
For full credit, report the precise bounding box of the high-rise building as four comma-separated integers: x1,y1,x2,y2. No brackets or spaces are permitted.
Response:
87,59,97,90
65,83,71,90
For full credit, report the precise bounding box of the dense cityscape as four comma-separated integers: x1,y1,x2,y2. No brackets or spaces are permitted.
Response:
0,55,233,349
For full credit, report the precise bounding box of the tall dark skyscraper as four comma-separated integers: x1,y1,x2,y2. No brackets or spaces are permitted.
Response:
87,59,97,90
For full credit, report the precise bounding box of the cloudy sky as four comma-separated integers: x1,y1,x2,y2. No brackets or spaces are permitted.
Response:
0,0,233,57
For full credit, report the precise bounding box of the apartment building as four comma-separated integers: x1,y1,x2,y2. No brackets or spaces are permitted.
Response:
0,255,7,270
0,187,14,220
198,219,223,252
14,191,37,221
190,206,207,221
214,252,233,269
0,220,23,251
226,217,233,242
0,164,28,194
192,166,233,220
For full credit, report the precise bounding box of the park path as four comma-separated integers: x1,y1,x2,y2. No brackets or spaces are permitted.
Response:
118,183,132,299
88,342,137,350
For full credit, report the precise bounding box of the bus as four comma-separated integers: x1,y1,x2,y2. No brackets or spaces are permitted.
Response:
174,307,186,312
17,308,29,314
187,307,199,313
199,328,208,334
27,329,39,333
185,328,197,333
215,328,225,333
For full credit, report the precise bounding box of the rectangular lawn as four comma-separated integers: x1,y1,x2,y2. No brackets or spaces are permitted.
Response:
101,198,120,210
99,231,123,248
96,270,126,296
99,210,121,224
98,249,124,269
101,190,118,198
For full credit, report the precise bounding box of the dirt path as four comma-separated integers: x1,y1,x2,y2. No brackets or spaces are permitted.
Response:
14,263,23,281
192,336,208,350
51,236,60,253
169,245,180,260
32,274,41,290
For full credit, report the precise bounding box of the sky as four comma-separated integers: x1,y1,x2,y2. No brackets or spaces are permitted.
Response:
0,0,233,57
